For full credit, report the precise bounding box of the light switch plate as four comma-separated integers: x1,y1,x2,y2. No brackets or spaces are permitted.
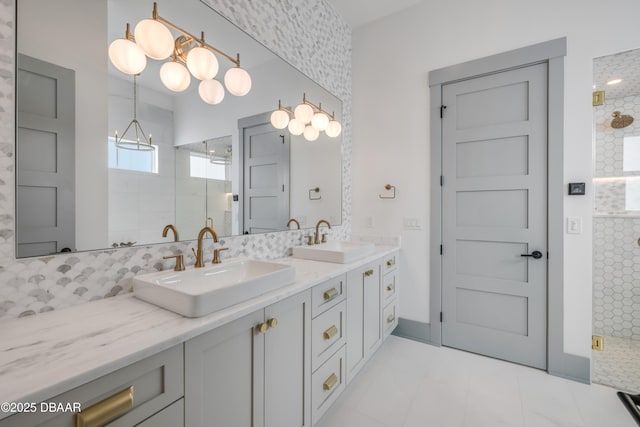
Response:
403,217,423,230
567,217,582,234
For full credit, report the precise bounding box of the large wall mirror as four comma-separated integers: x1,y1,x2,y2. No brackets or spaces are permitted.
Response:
16,0,343,258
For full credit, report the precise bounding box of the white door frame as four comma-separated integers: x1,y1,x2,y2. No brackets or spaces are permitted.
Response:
428,38,590,383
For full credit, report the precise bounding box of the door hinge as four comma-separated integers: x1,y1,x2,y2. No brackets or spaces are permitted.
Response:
282,184,285,192
440,105,447,118
440,175,444,186
440,244,443,255
440,312,443,322
280,134,285,144
592,335,604,351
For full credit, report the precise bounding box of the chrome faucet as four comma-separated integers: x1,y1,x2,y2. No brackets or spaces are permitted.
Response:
314,219,331,244
194,226,218,268
162,224,179,242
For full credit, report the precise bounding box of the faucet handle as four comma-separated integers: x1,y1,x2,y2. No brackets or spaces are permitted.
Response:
306,235,314,246
163,254,185,271
321,233,328,243
213,247,229,264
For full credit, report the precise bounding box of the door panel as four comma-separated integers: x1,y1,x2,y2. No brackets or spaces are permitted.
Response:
242,122,290,234
17,54,75,257
441,63,548,369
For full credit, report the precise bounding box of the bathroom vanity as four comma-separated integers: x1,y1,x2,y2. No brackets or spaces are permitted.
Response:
0,247,399,426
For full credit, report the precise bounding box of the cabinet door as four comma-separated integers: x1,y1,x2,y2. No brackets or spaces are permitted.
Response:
263,290,311,427
185,310,265,427
363,261,382,358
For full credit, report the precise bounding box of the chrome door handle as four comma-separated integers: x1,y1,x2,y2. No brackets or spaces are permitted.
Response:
521,251,543,259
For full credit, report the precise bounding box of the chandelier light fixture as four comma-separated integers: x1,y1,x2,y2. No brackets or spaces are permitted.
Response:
270,94,342,141
114,74,154,151
108,2,252,105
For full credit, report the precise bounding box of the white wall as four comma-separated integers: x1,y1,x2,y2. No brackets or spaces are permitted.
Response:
351,0,640,358
18,0,108,250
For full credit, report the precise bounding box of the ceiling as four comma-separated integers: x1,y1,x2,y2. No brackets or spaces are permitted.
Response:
326,0,425,29
593,48,640,100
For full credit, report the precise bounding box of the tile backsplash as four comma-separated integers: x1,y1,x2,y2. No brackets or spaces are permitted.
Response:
0,0,352,320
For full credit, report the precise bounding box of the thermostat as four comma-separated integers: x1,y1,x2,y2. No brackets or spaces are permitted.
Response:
568,183,585,195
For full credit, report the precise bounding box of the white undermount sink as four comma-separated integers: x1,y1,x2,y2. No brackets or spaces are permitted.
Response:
133,259,296,317
291,240,375,264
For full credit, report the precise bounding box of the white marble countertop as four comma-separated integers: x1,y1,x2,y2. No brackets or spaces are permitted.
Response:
0,246,398,418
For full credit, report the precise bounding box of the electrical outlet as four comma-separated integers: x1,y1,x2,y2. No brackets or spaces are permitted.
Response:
365,216,374,228
592,335,604,351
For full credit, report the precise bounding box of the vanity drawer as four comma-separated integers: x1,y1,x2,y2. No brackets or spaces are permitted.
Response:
0,345,184,427
383,300,399,338
311,274,346,318
382,270,397,304
311,346,346,425
312,301,346,371
136,398,184,427
382,251,398,274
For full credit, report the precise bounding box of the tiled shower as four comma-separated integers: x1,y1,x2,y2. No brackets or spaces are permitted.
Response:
592,48,640,393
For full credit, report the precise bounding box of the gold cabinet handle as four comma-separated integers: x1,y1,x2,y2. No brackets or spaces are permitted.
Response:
256,322,269,334
387,314,396,324
386,258,395,267
364,269,374,277
323,325,338,340
267,318,278,329
386,284,395,292
323,373,338,391
75,386,133,427
323,287,338,301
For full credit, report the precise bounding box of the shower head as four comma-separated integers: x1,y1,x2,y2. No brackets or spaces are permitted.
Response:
611,111,634,129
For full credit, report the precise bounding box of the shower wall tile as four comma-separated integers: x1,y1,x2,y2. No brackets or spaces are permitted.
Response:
593,92,640,339
0,0,352,320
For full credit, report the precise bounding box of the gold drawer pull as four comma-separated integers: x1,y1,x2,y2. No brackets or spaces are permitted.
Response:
386,284,395,292
75,386,133,427
386,258,395,267
256,322,269,334
323,325,338,340
387,314,396,324
364,269,374,277
267,318,278,328
323,287,338,301
323,373,338,391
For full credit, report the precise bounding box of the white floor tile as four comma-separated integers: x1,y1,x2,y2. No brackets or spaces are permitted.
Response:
315,336,637,427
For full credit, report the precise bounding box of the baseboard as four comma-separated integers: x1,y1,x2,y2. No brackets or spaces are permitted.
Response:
548,352,590,384
392,318,437,346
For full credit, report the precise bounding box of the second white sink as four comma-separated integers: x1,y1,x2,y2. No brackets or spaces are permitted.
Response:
292,240,375,264
133,259,296,317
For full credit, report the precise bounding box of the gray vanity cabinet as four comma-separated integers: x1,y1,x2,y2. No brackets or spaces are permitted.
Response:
345,259,382,384
185,290,311,427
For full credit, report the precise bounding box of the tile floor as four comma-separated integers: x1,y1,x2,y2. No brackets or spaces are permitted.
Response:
593,335,640,394
316,336,636,427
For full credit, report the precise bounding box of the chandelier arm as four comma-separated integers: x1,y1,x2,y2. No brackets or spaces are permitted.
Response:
151,2,241,67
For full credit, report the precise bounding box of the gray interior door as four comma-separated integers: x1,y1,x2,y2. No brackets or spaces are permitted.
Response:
17,54,75,257
441,63,548,369
242,122,290,234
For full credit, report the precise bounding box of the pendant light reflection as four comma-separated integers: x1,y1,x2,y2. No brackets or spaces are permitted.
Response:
271,94,341,139
108,2,252,105
114,74,154,152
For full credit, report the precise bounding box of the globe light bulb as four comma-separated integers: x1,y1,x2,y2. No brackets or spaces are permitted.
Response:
303,125,320,142
294,103,314,124
134,18,174,60
288,118,305,136
108,38,147,75
187,46,219,80
198,79,225,104
224,67,252,96
270,109,290,129
311,112,329,131
325,120,342,138
160,61,191,92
